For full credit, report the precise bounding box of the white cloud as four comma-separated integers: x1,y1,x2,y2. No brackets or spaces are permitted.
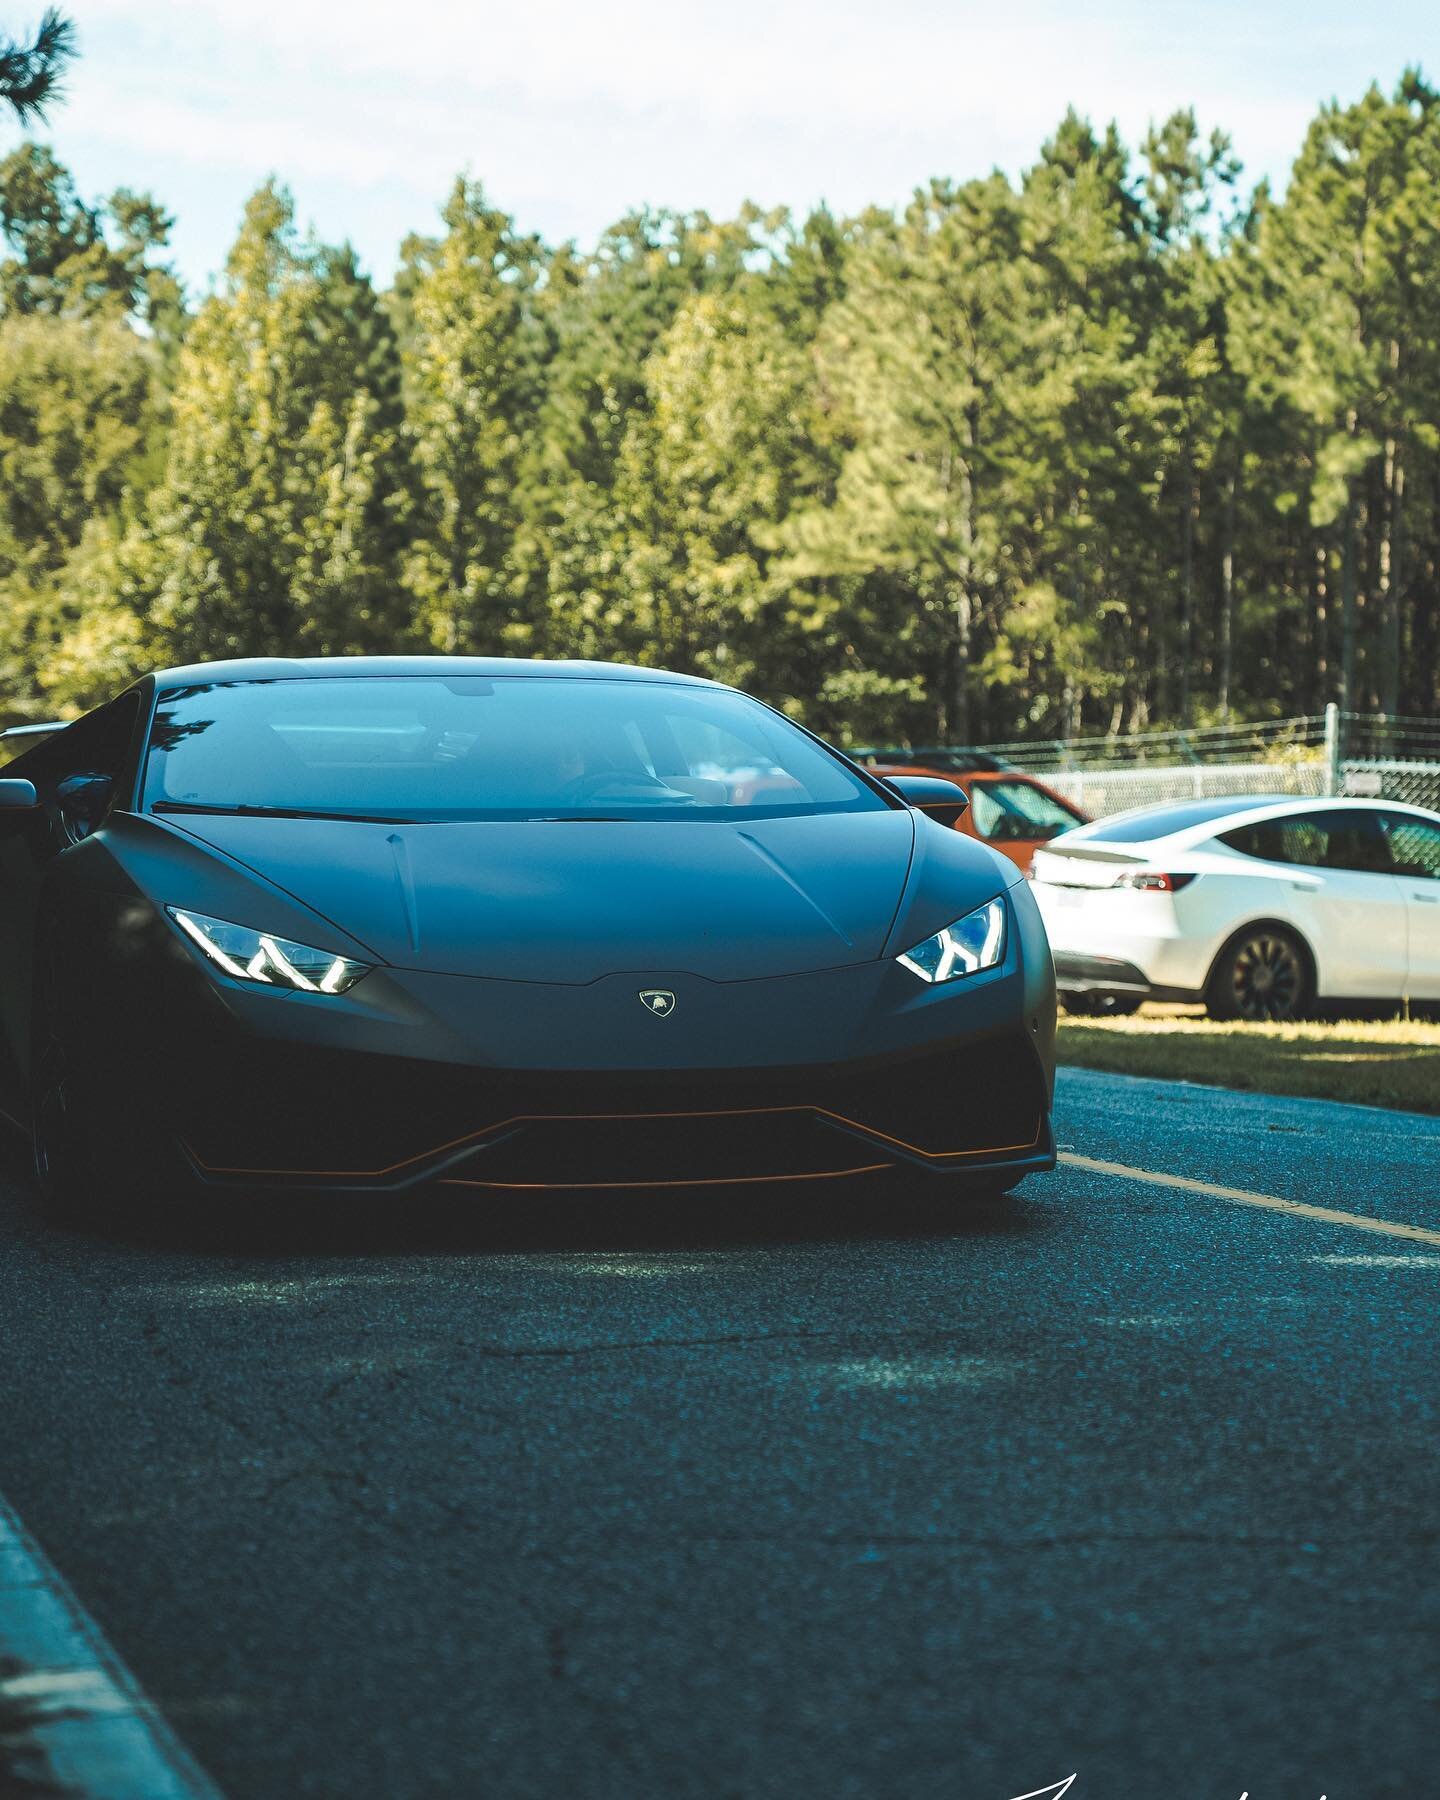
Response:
34,0,1432,286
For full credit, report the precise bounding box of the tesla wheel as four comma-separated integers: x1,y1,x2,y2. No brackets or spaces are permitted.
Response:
1206,926,1312,1023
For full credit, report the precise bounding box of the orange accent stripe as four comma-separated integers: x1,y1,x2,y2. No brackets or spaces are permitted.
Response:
437,1162,892,1192
185,1105,1043,1181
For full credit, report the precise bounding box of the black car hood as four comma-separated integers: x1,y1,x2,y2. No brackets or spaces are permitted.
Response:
164,810,918,983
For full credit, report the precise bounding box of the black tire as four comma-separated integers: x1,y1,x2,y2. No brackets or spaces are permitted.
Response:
1061,992,1142,1018
1205,924,1312,1023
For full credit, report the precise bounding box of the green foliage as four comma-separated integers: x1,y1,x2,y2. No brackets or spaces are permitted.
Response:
4,80,1440,737
133,183,416,668
0,143,182,340
398,179,545,654
0,309,159,708
0,7,75,125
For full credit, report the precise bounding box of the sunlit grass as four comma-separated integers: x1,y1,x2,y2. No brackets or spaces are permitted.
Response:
1057,1008,1440,1114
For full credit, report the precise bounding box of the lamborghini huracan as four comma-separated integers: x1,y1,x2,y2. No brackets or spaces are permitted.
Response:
0,659,1057,1217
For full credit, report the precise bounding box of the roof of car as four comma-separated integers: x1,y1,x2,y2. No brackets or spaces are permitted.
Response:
1061,791,1439,846
146,656,724,693
867,763,1045,786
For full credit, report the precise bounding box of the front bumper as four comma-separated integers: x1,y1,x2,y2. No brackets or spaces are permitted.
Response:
173,1032,1056,1193
91,886,1058,1196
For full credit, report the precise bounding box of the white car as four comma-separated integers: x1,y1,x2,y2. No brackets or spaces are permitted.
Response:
1031,795,1440,1020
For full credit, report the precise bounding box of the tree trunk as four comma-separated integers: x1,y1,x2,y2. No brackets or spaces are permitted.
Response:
1341,487,1357,713
1218,469,1236,723
1311,535,1329,711
1179,457,1196,725
1376,439,1402,716
950,586,972,743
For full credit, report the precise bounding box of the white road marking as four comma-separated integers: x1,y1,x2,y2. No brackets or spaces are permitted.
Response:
0,1487,222,1799
1308,1254,1440,1269
1060,1152,1440,1249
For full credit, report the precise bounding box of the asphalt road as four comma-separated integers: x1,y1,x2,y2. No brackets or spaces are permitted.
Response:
2,1066,1439,1800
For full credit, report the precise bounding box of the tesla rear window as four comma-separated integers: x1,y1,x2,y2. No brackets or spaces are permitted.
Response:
1077,796,1296,843
141,678,889,823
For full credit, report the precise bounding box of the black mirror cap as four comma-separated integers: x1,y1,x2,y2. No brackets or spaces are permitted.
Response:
885,774,969,830
56,772,114,812
0,778,38,811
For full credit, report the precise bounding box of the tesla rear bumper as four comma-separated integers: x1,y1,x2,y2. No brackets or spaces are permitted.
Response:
1051,951,1202,1005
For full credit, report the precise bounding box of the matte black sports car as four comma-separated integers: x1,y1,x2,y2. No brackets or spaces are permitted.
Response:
0,659,1056,1218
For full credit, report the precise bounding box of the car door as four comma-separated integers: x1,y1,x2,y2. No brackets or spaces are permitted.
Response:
1300,808,1412,999
1224,809,1409,1000
0,693,143,1085
1377,812,1440,1000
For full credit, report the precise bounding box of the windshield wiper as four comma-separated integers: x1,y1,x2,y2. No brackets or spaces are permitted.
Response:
153,801,411,825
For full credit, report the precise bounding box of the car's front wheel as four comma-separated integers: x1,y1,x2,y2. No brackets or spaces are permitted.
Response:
1061,992,1143,1018
1206,925,1312,1023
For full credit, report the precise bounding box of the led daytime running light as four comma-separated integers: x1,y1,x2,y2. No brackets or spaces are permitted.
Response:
169,909,369,995
896,897,1007,984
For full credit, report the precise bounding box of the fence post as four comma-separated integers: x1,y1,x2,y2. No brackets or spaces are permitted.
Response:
1324,702,1341,797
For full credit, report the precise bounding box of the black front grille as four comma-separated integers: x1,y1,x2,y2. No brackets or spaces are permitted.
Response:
446,1112,887,1189
179,1031,1047,1185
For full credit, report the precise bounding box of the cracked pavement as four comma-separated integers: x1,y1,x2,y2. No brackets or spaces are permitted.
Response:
1,1066,1438,1797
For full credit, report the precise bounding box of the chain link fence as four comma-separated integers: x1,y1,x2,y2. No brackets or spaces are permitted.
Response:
983,708,1440,819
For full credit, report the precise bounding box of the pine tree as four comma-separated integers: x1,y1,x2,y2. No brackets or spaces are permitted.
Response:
398,178,546,654
138,183,414,663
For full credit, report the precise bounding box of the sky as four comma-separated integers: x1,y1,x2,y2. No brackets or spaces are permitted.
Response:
10,0,1436,297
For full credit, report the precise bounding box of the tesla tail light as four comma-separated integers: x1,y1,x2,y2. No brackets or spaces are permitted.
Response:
897,898,1007,984
1111,871,1197,892
168,908,371,994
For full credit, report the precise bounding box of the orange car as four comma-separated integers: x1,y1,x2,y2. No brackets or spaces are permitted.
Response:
869,765,1088,872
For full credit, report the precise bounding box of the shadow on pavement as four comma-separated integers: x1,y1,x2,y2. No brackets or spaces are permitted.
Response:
0,1122,1049,1260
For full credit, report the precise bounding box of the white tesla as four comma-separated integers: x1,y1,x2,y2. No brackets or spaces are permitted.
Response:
1031,795,1440,1020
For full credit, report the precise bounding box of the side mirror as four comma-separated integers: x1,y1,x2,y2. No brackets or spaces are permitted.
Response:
886,774,969,830
56,772,114,838
0,778,38,811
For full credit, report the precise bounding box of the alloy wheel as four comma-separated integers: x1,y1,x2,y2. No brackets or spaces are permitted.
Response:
1229,931,1305,1022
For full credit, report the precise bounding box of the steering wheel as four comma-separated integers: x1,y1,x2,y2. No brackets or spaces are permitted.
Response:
559,769,687,800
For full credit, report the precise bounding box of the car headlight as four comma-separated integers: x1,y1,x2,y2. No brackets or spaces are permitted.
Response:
169,908,370,994
896,897,1007,984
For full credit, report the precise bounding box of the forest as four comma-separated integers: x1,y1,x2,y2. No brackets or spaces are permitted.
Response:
1,72,1438,745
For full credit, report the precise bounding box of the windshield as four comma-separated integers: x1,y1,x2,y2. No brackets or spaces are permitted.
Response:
141,677,889,824
969,779,1083,840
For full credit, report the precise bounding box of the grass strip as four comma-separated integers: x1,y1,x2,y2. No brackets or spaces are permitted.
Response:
1056,1010,1440,1115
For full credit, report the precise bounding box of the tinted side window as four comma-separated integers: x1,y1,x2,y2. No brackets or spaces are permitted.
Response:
1220,817,1329,867
1380,813,1440,879
1308,809,1395,874
59,695,142,784
19,694,143,828
1220,810,1394,874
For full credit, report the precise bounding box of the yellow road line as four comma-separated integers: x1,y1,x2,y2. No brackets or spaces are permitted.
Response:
1059,1151,1440,1250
